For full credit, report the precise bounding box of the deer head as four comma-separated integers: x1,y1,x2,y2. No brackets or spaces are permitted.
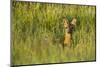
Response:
63,17,77,34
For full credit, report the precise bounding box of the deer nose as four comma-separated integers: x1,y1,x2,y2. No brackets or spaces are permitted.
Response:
68,29,71,33
68,27,74,33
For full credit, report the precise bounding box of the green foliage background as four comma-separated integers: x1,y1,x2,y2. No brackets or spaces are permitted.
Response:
11,1,96,65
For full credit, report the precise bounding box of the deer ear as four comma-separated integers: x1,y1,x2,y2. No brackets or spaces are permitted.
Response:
63,18,69,28
71,18,77,26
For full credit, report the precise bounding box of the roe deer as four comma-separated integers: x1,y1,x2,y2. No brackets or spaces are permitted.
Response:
63,17,77,48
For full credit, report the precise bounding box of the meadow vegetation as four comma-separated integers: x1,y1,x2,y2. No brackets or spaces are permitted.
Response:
12,1,96,65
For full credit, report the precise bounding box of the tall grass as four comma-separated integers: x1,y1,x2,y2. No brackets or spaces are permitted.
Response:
11,1,96,65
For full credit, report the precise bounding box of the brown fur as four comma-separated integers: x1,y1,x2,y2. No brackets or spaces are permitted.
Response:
63,17,77,48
